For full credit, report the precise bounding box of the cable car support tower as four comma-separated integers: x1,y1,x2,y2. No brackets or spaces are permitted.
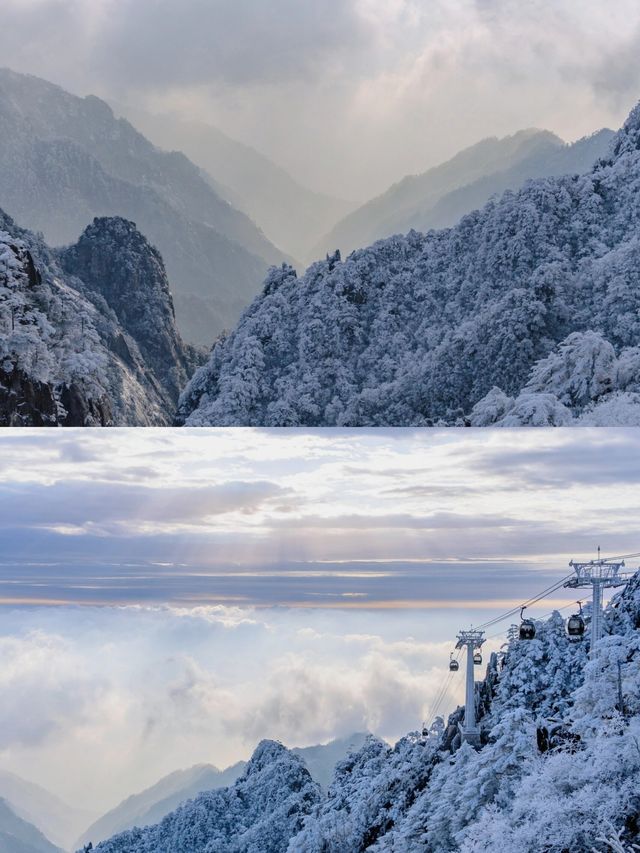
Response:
456,629,485,746
564,553,631,655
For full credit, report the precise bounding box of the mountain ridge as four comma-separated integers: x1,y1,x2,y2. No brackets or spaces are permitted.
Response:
116,106,352,262
0,798,63,853
313,127,614,259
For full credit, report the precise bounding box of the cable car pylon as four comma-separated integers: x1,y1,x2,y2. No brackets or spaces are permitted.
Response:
455,628,485,746
565,552,631,656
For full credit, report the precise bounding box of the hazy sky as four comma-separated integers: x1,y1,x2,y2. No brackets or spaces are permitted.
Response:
2,0,640,197
0,428,639,813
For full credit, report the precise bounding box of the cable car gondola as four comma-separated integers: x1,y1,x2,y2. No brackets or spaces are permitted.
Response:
519,606,536,640
473,651,482,665
449,653,459,672
567,601,585,638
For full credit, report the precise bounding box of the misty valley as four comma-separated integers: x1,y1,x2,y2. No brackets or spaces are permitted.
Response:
4,69,640,428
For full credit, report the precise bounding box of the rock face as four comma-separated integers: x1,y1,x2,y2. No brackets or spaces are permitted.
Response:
178,101,640,427
91,741,321,853
60,217,199,407
0,209,200,426
0,67,289,344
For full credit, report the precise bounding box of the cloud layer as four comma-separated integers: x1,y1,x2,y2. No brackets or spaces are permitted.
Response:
0,604,465,812
0,429,639,609
1,0,639,196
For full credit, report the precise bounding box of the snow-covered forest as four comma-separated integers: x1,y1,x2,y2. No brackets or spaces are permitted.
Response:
85,569,640,853
178,101,640,427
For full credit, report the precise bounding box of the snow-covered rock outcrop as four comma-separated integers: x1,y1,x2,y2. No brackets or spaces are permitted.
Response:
0,210,199,425
178,101,640,426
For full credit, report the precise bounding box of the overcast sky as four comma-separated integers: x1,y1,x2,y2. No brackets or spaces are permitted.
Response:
0,428,639,813
2,0,640,197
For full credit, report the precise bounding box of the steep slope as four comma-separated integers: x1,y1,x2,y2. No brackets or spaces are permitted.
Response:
178,102,640,426
0,798,63,853
77,733,369,847
92,741,321,853
0,769,91,850
316,128,613,259
118,108,351,262
0,68,289,343
0,210,199,426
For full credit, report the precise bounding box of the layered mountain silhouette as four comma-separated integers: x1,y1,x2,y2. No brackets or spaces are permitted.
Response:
119,108,351,262
91,741,321,853
0,769,91,850
314,128,614,259
178,102,640,426
0,798,63,853
0,68,289,344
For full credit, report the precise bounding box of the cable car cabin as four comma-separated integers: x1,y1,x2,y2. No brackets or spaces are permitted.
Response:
473,651,482,665
449,658,459,672
567,613,585,638
519,620,536,640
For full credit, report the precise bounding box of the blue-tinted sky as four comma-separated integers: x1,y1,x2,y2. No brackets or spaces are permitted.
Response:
0,428,638,812
2,0,640,196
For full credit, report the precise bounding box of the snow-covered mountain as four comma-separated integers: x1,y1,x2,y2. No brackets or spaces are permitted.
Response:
0,210,200,426
0,798,63,853
91,741,321,853
178,101,640,426
0,68,289,344
77,733,368,848
314,128,614,260
88,570,640,852
118,108,351,263
0,770,91,850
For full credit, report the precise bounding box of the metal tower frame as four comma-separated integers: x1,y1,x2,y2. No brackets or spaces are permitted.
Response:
455,629,485,745
565,557,630,656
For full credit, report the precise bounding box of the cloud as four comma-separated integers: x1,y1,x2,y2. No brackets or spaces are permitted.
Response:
1,0,638,197
471,431,640,487
0,479,289,532
0,604,467,811
94,0,375,89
